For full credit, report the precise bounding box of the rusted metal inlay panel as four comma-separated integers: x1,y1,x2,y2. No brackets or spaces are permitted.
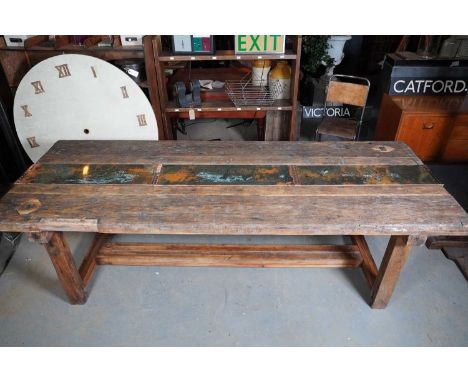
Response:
296,165,436,185
157,165,293,185
20,164,154,184
19,164,436,186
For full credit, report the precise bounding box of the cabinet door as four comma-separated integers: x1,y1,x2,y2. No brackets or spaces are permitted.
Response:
397,114,453,161
448,115,468,140
441,139,468,162
441,114,468,162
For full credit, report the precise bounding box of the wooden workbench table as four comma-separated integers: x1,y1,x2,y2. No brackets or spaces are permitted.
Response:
0,140,466,308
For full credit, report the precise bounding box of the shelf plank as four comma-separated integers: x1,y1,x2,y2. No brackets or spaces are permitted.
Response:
158,50,297,62
0,45,143,52
165,99,292,113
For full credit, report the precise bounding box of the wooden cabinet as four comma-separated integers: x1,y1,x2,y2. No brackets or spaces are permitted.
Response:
440,114,468,161
396,115,453,161
375,95,468,162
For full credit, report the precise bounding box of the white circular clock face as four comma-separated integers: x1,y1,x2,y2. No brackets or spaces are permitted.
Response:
14,54,158,162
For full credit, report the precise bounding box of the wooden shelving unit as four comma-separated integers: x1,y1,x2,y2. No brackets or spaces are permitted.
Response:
148,35,302,140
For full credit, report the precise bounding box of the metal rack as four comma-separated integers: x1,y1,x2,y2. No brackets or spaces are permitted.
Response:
225,75,282,107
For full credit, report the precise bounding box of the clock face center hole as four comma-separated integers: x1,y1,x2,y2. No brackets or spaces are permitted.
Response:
83,129,90,135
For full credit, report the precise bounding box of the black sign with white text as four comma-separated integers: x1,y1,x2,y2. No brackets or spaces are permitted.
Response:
388,78,468,96
302,106,353,119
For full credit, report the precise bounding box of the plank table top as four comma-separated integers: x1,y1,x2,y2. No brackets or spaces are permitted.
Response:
0,140,467,237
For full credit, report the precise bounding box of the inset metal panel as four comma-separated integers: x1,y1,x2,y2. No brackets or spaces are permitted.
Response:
157,165,293,185
295,165,436,185
19,164,154,184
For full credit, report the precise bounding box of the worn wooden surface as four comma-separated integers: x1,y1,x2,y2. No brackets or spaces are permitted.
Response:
79,233,112,288
327,81,368,107
41,232,87,304
426,236,468,249
0,140,467,236
96,243,363,268
37,140,423,165
371,235,413,309
351,235,378,288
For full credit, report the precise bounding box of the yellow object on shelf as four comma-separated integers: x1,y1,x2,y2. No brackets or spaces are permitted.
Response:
252,60,271,87
269,60,291,100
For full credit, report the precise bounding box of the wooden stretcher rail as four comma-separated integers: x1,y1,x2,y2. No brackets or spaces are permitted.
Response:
96,243,363,268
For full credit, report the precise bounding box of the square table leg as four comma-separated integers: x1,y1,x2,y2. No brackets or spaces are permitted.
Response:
351,235,378,288
370,235,413,309
79,233,112,288
42,231,87,305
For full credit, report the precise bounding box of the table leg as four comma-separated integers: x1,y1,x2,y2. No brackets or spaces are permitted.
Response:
351,235,378,288
42,232,87,305
79,233,112,288
370,235,413,309
257,117,266,141
171,118,178,140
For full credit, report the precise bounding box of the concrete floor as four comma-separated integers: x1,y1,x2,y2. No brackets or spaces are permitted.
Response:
0,233,467,346
0,120,467,346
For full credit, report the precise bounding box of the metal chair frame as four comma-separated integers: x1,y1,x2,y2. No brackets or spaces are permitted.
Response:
315,74,371,141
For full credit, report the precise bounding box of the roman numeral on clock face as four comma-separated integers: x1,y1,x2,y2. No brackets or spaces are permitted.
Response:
21,105,32,117
137,114,147,126
55,64,71,78
121,86,129,98
27,137,40,148
31,81,45,94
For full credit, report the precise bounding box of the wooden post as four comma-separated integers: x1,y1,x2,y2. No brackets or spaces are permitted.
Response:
143,35,166,140
289,35,302,141
351,235,378,288
256,117,266,141
42,232,87,305
170,118,178,140
79,233,111,288
370,235,413,309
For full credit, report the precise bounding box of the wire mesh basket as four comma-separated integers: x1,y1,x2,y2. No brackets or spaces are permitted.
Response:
225,74,282,107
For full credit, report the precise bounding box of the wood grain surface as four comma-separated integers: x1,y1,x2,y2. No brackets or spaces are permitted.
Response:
371,235,413,309
0,140,467,237
39,140,422,165
42,232,87,304
96,243,363,268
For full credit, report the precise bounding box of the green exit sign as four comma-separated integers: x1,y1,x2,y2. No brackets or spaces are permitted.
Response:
235,35,285,54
